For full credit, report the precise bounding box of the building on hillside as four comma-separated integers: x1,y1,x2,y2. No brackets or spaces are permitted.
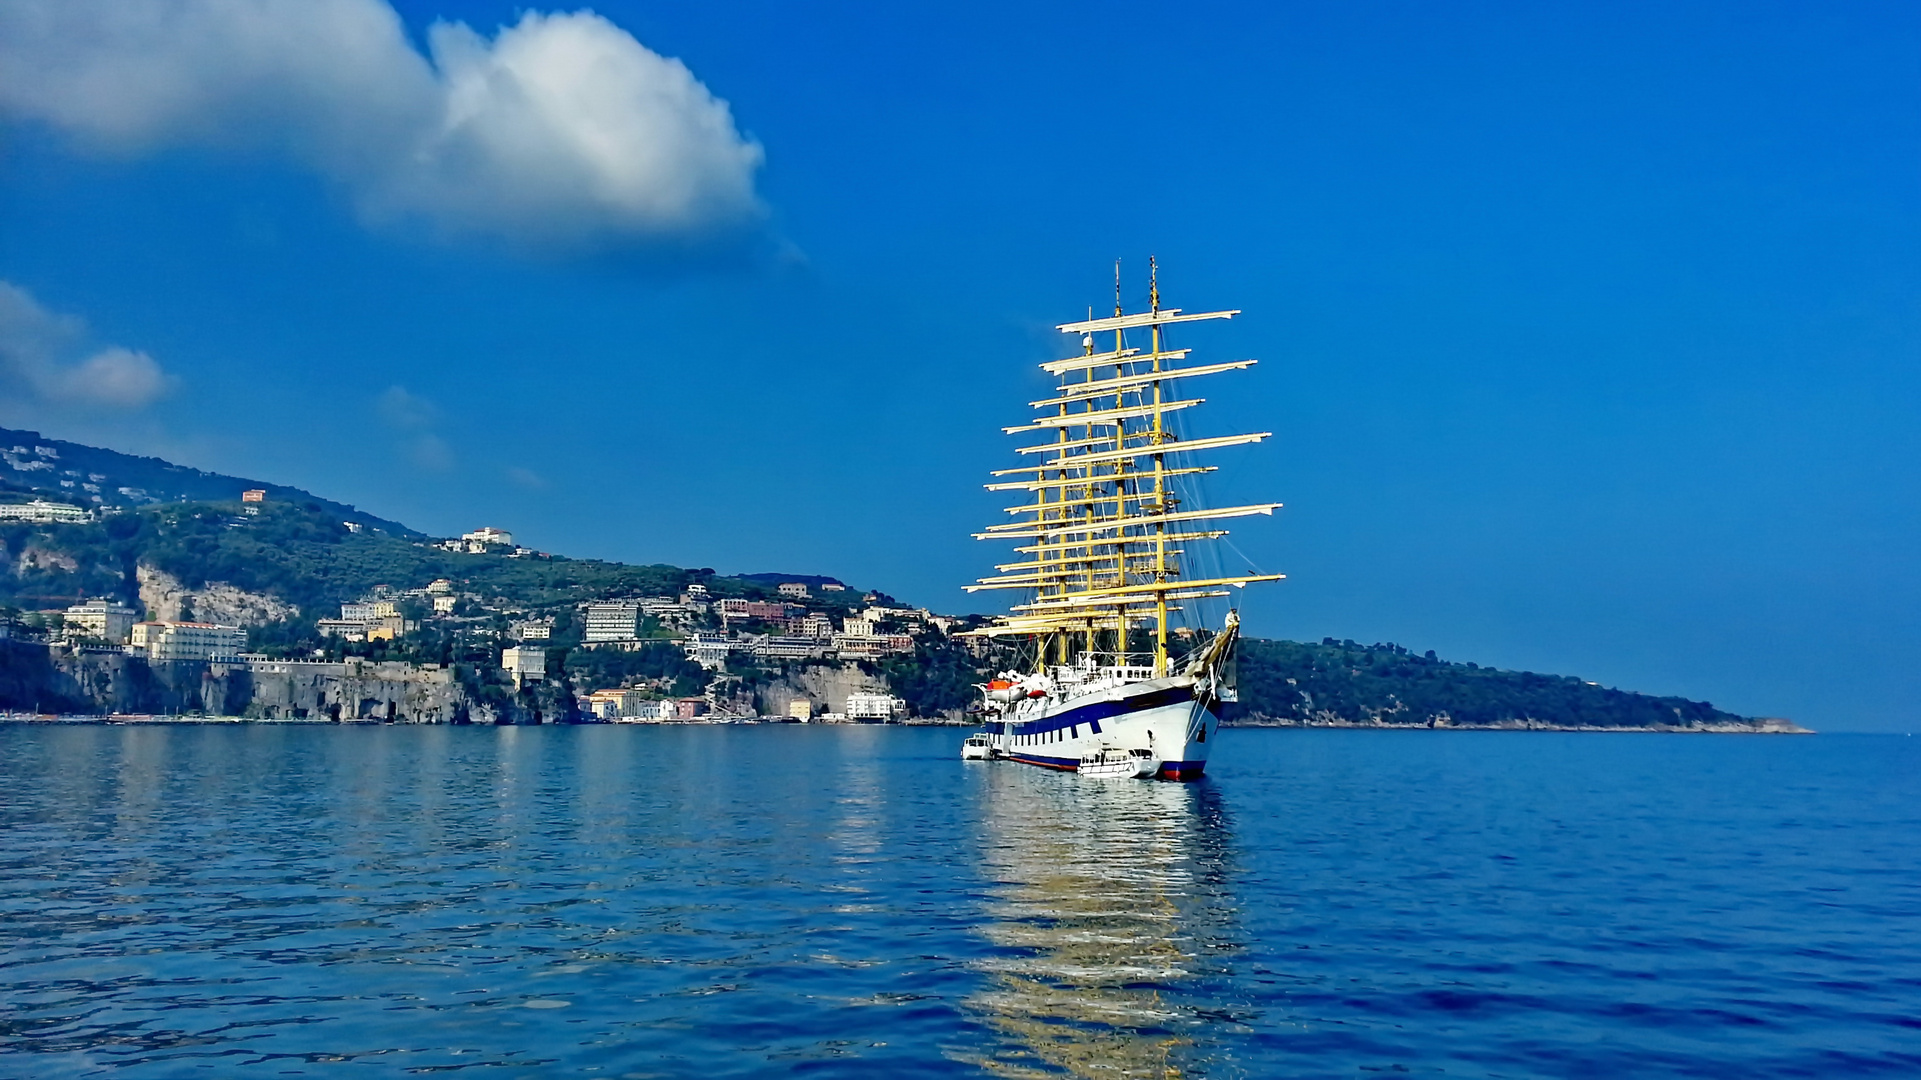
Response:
586,688,647,719
64,598,138,644
240,489,266,503
674,697,708,720
136,621,246,662
341,601,398,622
845,693,904,721
842,616,876,637
511,619,552,641
316,618,368,641
621,698,675,721
426,579,454,595
685,631,732,670
787,699,814,721
821,582,845,593
831,633,886,660
432,595,456,614
717,598,790,622
752,636,827,661
777,582,809,599
462,526,513,548
584,601,641,643
789,613,835,639
0,499,91,524
501,646,545,688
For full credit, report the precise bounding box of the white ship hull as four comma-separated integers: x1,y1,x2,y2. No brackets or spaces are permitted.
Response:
991,675,1221,781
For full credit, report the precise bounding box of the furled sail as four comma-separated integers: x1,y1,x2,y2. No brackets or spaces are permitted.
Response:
965,262,1282,677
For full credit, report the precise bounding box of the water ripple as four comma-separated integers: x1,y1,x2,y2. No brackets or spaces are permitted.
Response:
1,725,1916,1077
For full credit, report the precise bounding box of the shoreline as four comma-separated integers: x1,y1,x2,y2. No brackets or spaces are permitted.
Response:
2,714,1812,733
1229,717,1813,734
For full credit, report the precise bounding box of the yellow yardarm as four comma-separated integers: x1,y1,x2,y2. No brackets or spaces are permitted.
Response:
964,260,1283,679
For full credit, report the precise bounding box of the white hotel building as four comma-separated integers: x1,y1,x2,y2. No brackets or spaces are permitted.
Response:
130,621,247,662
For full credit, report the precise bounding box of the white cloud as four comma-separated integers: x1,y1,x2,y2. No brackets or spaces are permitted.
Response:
0,281,174,410
405,433,455,472
505,466,548,490
373,385,453,470
54,347,171,408
0,1,765,250
376,384,439,429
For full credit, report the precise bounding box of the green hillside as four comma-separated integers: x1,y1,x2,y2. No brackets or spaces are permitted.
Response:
0,499,772,617
1,426,413,533
1233,638,1756,728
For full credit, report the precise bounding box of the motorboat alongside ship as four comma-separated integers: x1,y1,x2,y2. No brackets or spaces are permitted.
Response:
960,262,1282,780
1076,746,1160,779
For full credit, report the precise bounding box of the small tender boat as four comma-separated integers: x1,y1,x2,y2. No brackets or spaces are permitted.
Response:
961,733,996,760
1078,746,1152,779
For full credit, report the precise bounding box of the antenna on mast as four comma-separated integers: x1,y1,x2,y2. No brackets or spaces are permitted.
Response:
1114,260,1123,316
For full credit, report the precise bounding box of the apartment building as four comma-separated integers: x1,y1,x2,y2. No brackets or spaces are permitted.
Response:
501,646,545,687
64,598,139,644
0,499,91,524
845,693,904,721
584,601,641,642
133,621,247,662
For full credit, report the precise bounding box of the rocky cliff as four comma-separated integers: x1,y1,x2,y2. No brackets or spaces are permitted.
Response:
0,641,570,724
752,663,893,717
136,565,299,625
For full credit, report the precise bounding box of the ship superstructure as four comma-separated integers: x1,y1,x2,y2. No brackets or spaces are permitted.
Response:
963,263,1281,779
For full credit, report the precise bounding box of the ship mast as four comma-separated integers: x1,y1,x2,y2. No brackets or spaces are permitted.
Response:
966,264,1283,676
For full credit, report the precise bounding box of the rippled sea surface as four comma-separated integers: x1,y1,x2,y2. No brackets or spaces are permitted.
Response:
1,725,1917,1078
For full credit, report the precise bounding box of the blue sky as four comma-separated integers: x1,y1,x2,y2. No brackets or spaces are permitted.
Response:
0,1,1915,731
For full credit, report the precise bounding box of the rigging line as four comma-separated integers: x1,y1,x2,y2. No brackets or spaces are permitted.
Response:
1221,533,1267,576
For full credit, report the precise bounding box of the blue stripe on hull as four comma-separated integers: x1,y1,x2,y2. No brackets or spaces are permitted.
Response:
1009,683,1194,736
991,680,1220,781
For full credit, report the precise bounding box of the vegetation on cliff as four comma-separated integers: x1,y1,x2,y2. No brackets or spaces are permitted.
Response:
1233,638,1754,728
1,499,771,618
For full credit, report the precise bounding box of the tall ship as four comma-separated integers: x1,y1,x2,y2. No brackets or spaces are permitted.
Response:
962,262,1282,780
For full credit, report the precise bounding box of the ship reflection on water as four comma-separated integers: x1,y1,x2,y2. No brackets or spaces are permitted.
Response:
957,768,1245,1078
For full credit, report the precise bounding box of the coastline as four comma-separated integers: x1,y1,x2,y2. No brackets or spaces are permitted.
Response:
1229,716,1813,734
1,713,1811,733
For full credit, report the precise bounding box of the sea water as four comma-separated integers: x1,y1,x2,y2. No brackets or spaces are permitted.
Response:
0,724,1915,1078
